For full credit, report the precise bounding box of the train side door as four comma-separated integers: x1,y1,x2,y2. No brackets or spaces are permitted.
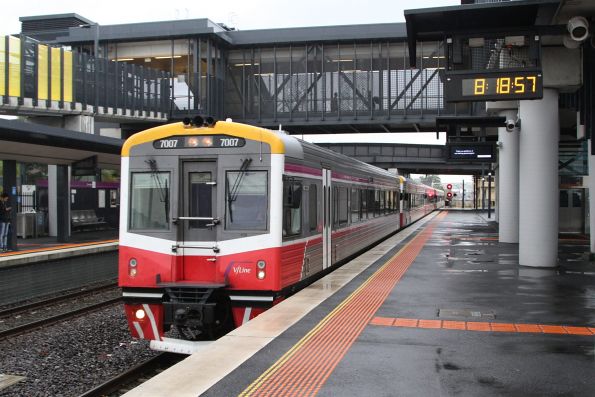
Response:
181,161,218,242
559,189,585,233
322,168,332,269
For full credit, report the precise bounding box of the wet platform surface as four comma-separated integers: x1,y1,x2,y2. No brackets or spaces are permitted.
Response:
128,211,595,397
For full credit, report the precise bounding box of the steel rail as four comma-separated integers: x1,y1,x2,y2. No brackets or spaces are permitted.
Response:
0,282,118,318
0,297,122,340
77,352,183,397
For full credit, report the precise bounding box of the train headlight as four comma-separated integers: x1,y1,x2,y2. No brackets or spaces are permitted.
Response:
129,258,138,277
135,308,146,320
257,260,266,279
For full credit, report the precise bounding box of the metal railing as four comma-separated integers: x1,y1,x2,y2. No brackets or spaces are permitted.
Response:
0,35,171,118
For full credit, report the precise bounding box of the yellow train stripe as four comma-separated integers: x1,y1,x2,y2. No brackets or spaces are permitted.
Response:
121,121,286,156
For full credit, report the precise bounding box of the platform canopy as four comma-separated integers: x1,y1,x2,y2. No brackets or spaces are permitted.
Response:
0,118,122,168
404,0,561,66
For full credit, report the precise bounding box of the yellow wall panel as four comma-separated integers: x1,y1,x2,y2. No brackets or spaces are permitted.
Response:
51,47,61,101
0,37,5,96
63,51,73,102
37,44,48,100
8,36,20,97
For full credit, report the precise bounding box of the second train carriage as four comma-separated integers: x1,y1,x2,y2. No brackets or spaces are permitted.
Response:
119,119,443,350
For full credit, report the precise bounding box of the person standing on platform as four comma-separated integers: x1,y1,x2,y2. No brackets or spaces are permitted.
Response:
0,193,12,252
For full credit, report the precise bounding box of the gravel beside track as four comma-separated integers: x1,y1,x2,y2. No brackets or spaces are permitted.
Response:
0,305,159,397
0,288,121,333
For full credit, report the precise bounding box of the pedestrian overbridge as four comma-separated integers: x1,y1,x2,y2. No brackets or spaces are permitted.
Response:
315,142,490,175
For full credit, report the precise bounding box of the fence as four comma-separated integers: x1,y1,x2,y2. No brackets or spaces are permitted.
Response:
0,35,171,116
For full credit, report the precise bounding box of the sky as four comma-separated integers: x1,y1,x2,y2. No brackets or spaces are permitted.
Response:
2,0,460,35
1,0,469,182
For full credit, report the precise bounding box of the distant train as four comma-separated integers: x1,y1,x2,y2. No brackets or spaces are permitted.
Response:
118,118,444,351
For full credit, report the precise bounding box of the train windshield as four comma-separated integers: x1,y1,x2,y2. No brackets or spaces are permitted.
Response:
225,170,268,230
129,172,170,230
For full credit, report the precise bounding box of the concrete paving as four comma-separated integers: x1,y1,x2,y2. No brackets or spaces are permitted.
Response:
121,211,593,396
202,211,595,396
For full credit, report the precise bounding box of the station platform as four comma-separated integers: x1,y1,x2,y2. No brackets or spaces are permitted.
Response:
124,210,595,397
0,229,118,268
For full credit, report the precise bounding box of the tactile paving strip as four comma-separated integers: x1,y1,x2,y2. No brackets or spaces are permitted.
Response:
370,316,595,336
239,211,448,397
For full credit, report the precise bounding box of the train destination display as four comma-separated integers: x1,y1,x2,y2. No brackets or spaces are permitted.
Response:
448,143,495,162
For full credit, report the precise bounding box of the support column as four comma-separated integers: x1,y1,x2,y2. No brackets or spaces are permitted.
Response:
48,165,71,241
56,165,70,243
588,139,595,253
498,109,520,242
48,165,58,237
519,89,559,267
494,168,499,222
2,160,17,251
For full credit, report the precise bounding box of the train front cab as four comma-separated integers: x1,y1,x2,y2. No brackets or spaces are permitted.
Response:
119,121,289,343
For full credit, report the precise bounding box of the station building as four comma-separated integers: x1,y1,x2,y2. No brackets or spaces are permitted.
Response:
0,0,594,267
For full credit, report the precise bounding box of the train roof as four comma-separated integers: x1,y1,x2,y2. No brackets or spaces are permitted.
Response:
121,121,293,157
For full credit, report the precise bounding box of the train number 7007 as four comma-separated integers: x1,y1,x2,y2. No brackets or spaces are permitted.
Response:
220,138,240,147
159,139,179,148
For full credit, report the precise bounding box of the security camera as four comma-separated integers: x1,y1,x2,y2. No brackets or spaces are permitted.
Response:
567,16,589,42
505,119,516,132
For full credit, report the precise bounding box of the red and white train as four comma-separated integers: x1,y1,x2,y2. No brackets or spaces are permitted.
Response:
119,118,444,350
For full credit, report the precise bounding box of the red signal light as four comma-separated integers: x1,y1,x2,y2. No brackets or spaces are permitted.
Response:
447,192,453,199
446,183,453,190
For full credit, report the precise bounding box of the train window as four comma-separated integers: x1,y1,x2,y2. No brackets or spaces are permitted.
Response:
368,190,375,217
559,190,568,208
338,187,348,225
350,188,360,223
283,181,302,236
572,191,582,208
129,172,170,230
309,184,317,231
189,172,213,228
226,171,268,230
374,190,381,217
360,189,367,219
403,193,409,210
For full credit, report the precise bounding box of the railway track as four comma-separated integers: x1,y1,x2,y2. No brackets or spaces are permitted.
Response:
0,284,122,340
78,352,184,397
0,282,118,317
0,297,122,339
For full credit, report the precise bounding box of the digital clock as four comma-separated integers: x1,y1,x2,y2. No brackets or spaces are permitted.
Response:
443,70,543,102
